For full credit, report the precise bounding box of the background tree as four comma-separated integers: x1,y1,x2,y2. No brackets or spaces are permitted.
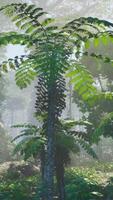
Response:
0,77,14,163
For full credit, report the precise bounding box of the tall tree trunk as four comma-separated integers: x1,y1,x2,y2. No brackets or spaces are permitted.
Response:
44,84,56,200
40,146,46,200
35,74,57,200
40,146,45,180
55,146,66,200
56,162,65,200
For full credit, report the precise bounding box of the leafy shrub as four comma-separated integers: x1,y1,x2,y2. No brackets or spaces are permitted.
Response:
103,177,113,200
65,168,103,200
0,176,40,200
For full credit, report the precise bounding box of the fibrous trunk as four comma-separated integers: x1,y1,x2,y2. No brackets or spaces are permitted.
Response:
44,84,56,200
56,162,65,200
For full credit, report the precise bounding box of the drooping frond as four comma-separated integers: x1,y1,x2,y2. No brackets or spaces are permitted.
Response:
13,137,45,160
55,131,80,154
63,17,113,38
35,74,66,120
12,123,45,160
61,119,92,129
0,55,26,73
66,63,98,103
0,3,55,38
0,55,38,88
76,137,97,159
92,112,113,143
55,119,97,159
12,120,96,161
79,51,113,64
12,123,39,142
0,31,31,46
15,57,38,88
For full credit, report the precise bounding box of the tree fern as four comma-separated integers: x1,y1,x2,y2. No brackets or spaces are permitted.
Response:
0,3,113,200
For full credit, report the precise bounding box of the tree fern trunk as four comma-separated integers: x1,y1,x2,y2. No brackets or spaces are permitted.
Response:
44,84,56,200
56,163,65,200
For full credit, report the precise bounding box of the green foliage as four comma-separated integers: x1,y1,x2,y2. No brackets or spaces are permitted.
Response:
2,163,113,200
0,175,40,200
12,120,97,164
0,3,113,102
92,112,113,142
65,167,103,200
12,124,45,160
66,63,98,103
0,32,30,46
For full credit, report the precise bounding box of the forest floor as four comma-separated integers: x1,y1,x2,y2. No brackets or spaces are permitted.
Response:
0,161,113,200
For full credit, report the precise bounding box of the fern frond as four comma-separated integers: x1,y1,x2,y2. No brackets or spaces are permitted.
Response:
15,58,38,88
0,3,55,37
13,137,45,160
0,31,31,46
12,124,40,142
0,55,26,72
76,138,98,159
12,123,46,160
55,132,80,154
92,112,113,143
63,17,113,35
61,119,92,128
80,51,113,64
12,123,38,129
66,63,98,103
0,55,39,88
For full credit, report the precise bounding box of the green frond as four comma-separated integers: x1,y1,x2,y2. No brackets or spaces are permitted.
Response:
80,51,113,64
63,17,113,36
13,137,30,155
62,119,92,127
15,62,37,88
0,3,55,37
12,123,37,129
12,124,39,142
76,138,98,159
92,112,113,143
13,137,45,160
0,55,26,74
59,120,92,135
0,32,31,46
66,63,98,103
12,123,45,160
85,31,113,48
94,92,113,102
55,132,80,154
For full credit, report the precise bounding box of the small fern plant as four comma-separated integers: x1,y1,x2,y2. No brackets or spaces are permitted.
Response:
12,119,97,200
0,3,113,200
